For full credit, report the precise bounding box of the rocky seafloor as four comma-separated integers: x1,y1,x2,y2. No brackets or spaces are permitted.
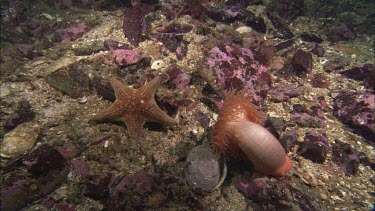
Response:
1,0,374,210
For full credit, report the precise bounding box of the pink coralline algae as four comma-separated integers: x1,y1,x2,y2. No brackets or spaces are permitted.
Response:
298,130,329,163
123,7,145,46
290,99,327,128
166,66,191,89
333,91,375,142
55,22,90,42
340,64,375,90
291,49,313,73
205,45,271,104
280,128,329,164
269,83,305,103
122,3,156,46
110,49,144,66
235,175,327,210
332,140,360,176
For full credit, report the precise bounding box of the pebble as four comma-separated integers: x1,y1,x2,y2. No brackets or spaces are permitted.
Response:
235,26,253,34
0,121,41,158
0,85,11,97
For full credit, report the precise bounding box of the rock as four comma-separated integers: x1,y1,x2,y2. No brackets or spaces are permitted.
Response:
333,91,375,142
235,176,268,199
54,22,92,42
327,25,355,42
274,39,294,52
204,45,271,104
166,66,191,89
103,39,131,50
298,130,329,163
323,58,349,73
72,40,105,56
111,169,154,196
267,12,294,39
81,173,112,200
199,96,223,113
156,34,188,60
45,61,91,98
258,43,275,64
310,73,330,88
90,75,115,102
110,49,144,66
311,44,324,57
235,175,327,210
122,7,147,46
331,140,360,176
206,6,249,23
267,0,303,20
71,158,90,177
300,33,323,43
5,99,36,129
1,144,68,211
340,64,375,90
0,84,11,97
146,192,167,208
269,83,305,103
241,30,265,48
0,121,41,158
279,128,298,153
291,112,326,128
246,17,267,34
195,111,210,129
235,26,253,34
185,144,224,192
266,117,286,139
105,168,157,209
291,49,312,73
23,144,66,177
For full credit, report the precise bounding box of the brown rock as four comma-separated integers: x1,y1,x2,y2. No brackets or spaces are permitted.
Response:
291,49,312,73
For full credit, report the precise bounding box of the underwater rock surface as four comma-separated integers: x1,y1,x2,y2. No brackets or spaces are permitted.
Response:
0,0,374,210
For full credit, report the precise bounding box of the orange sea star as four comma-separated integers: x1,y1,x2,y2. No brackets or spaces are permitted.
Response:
91,76,177,138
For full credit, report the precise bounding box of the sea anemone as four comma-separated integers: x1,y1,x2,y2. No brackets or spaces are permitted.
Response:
211,91,292,176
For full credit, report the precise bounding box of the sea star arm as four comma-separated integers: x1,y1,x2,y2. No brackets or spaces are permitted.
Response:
137,76,161,100
121,112,147,138
110,77,135,101
91,101,127,122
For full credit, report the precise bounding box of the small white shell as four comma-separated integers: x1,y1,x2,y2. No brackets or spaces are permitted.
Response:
151,60,166,70
235,26,253,34
40,13,54,20
0,122,41,158
78,96,88,104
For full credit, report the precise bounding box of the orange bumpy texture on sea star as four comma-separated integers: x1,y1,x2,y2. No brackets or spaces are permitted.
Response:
91,76,177,138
